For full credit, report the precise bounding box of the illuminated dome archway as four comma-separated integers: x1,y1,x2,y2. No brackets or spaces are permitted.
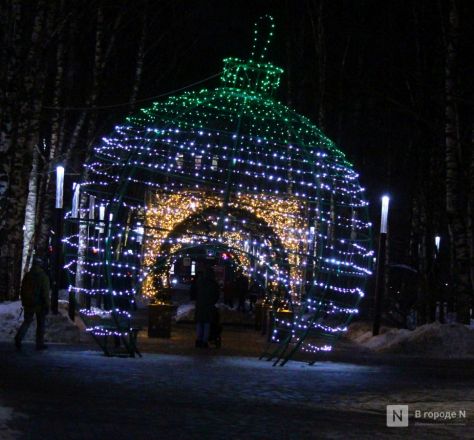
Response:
65,15,372,361
156,204,289,283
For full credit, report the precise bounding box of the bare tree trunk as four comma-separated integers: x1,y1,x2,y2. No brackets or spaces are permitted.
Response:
75,4,124,292
0,1,21,151
444,0,471,323
0,0,22,237
0,1,49,299
308,0,326,130
35,1,66,254
22,145,39,278
468,126,474,292
336,36,350,146
65,4,124,166
410,196,424,324
129,1,147,111
74,5,104,292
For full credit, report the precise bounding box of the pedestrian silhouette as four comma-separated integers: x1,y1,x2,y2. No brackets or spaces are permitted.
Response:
15,256,50,350
194,266,220,348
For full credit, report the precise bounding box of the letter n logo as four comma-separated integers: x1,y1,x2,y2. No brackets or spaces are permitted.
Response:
386,405,409,427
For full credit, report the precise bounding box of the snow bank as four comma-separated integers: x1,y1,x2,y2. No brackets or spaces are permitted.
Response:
175,302,254,325
344,321,392,344
0,401,22,440
347,321,474,358
363,328,412,351
175,303,195,322
0,300,83,343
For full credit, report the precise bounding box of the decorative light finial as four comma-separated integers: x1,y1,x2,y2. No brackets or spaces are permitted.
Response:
250,14,275,61
220,15,282,95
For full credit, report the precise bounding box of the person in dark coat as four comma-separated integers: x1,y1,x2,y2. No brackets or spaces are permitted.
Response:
223,279,234,308
194,266,220,348
14,256,50,350
236,272,249,312
248,281,263,312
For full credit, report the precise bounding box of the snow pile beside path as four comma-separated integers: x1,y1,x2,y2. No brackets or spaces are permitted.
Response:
0,300,82,343
0,301,25,340
348,321,474,358
363,328,412,351
0,401,22,440
345,321,392,344
175,302,254,325
175,303,195,322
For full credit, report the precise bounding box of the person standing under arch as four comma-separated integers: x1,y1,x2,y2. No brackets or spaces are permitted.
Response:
194,266,220,348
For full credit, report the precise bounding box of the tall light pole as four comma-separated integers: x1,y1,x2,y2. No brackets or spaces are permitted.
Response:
435,235,441,257
434,235,442,322
52,165,65,314
69,182,80,321
373,195,390,336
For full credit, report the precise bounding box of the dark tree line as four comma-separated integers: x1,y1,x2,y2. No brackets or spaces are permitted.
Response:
1,0,472,326
0,0,188,298
281,0,473,324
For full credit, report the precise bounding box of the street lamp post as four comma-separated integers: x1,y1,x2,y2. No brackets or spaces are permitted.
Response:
373,195,390,336
434,235,442,322
52,165,65,315
69,182,81,321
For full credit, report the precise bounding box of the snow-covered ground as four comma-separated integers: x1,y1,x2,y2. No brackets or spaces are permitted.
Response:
0,300,84,344
346,321,474,358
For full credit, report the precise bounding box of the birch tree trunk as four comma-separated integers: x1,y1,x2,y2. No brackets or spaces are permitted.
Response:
22,146,39,278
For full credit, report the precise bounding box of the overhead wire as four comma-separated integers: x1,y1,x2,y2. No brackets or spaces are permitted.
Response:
42,72,221,112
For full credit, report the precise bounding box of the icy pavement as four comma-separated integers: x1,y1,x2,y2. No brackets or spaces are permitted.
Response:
1,342,474,439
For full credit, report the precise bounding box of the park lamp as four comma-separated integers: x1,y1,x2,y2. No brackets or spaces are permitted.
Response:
99,204,105,222
72,183,80,218
89,195,96,220
135,222,145,244
373,194,390,336
55,165,65,209
435,235,441,252
52,164,65,316
435,235,441,260
380,195,390,234
99,204,105,232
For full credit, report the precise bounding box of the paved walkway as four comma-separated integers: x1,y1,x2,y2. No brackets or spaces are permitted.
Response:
1,326,474,439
